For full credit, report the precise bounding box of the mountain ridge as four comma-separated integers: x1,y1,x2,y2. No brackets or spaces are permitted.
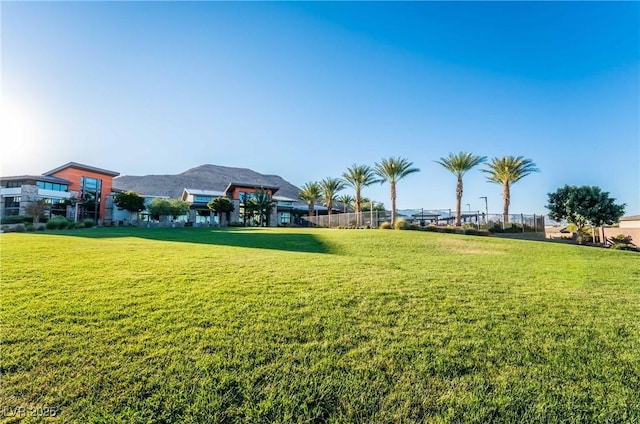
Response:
113,164,302,200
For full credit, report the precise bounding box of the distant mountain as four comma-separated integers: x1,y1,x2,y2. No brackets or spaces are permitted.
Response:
113,164,302,200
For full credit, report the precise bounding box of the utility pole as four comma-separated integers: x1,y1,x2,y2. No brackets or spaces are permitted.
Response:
479,196,488,225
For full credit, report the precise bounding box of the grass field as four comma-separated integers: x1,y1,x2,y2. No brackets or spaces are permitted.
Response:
1,227,639,423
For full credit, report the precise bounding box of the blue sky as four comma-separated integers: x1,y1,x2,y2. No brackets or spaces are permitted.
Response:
2,1,638,215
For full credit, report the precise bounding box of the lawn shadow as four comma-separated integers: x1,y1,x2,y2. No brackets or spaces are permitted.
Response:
34,227,334,254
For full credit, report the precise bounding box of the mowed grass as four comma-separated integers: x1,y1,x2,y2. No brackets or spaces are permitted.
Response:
1,227,639,423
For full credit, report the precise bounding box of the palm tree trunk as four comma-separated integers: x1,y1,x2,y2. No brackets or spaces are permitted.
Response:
355,186,361,227
502,182,510,225
390,182,396,225
328,200,332,216
455,176,463,227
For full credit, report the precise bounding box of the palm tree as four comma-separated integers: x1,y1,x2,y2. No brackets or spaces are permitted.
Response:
336,194,355,213
299,182,321,217
319,177,346,216
435,152,487,226
342,164,379,226
374,157,420,225
482,156,539,224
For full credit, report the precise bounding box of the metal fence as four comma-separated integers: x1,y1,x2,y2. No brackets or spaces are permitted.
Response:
301,211,384,228
300,210,545,233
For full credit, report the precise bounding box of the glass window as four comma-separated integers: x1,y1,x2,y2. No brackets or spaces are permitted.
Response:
280,212,291,224
194,195,212,203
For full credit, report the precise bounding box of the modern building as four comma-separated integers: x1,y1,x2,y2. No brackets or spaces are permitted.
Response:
1,162,119,224
2,161,323,227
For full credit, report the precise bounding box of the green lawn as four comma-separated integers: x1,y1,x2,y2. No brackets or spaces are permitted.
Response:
1,227,639,423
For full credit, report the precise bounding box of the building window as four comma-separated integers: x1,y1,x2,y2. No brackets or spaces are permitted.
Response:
194,195,212,203
280,212,291,224
4,181,22,188
80,176,102,221
36,181,68,191
3,196,21,216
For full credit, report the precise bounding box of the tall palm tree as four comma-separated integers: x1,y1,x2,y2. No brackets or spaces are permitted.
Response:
320,177,346,216
435,152,487,226
482,156,539,224
336,194,355,213
374,157,420,225
342,164,379,226
299,182,321,217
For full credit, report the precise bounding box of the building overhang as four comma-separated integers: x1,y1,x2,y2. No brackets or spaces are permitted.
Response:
43,162,120,178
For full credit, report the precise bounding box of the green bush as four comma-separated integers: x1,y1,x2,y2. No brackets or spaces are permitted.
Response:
57,219,70,230
36,225,45,231
82,218,96,228
394,219,410,230
379,222,392,230
443,226,456,234
0,215,36,225
26,224,35,232
229,222,244,227
464,228,478,236
476,230,491,237
14,224,26,233
424,225,438,232
46,220,60,230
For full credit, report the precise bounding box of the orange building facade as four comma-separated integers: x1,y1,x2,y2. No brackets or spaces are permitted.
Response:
44,162,119,223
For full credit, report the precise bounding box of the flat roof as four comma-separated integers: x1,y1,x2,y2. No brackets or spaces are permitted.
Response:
184,188,226,197
44,162,120,177
620,215,640,221
0,175,71,184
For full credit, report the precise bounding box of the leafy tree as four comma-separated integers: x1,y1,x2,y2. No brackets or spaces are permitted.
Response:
320,177,346,216
148,198,189,222
299,182,321,217
360,198,385,212
342,164,380,226
374,157,420,225
482,156,539,224
435,152,486,226
207,196,234,225
336,194,355,213
24,199,50,224
547,185,625,244
114,191,145,223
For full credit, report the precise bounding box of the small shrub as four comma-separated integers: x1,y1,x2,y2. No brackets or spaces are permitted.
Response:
409,223,421,231
610,234,633,245
82,218,96,228
57,219,70,230
14,224,26,233
1,225,8,232
424,225,438,232
464,228,478,236
394,219,410,230
26,224,35,232
229,222,244,227
476,230,491,237
443,226,456,234
36,225,45,231
379,222,392,230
